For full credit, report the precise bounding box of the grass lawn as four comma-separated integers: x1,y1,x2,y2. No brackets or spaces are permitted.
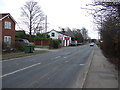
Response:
2,50,49,60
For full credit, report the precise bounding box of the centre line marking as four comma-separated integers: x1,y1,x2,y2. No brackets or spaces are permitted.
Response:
65,61,69,62
80,64,85,66
55,56,61,59
1,63,41,78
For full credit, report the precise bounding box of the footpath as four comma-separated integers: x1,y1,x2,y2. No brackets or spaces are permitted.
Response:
83,46,118,88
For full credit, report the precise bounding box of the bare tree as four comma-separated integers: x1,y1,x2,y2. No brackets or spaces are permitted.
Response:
81,2,119,31
82,1,120,70
79,27,88,42
21,0,45,39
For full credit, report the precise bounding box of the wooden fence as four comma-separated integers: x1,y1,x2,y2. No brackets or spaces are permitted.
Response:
30,40,50,46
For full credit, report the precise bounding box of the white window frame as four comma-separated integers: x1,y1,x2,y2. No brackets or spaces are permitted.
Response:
4,21,11,29
4,36,11,47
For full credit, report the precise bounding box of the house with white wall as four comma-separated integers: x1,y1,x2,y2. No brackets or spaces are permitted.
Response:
48,29,71,46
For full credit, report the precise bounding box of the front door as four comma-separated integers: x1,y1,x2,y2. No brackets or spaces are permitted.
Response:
4,36,11,48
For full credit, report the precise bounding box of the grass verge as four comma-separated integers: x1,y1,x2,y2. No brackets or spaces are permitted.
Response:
2,50,49,60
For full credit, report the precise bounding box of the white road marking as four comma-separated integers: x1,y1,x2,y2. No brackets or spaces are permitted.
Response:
40,71,51,79
0,58,17,62
1,63,41,78
1,55,35,62
50,56,61,60
55,56,61,59
1,57,27,62
80,64,85,66
63,57,67,58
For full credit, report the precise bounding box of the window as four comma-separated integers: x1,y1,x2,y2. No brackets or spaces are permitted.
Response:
4,36,11,47
4,21,11,29
51,33,55,37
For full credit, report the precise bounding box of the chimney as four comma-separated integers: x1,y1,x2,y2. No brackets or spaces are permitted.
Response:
62,28,65,33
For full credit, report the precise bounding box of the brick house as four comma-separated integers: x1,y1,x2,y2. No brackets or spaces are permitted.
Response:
0,13,16,49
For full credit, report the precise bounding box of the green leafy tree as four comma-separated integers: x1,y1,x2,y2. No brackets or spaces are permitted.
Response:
33,33,50,40
15,31,28,39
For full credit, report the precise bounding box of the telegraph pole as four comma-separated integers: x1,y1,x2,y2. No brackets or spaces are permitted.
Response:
45,15,47,33
43,15,49,33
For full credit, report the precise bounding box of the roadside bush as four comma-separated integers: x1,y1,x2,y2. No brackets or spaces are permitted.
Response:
15,41,24,51
2,43,15,53
99,16,120,70
49,39,61,49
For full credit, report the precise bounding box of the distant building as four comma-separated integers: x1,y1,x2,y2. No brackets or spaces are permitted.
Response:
0,13,16,49
48,29,71,46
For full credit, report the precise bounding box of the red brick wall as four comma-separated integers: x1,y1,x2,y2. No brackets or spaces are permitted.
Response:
30,40,50,46
2,16,15,49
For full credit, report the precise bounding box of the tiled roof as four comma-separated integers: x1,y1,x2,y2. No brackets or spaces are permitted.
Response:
58,31,69,36
0,13,16,23
49,29,70,36
0,13,9,19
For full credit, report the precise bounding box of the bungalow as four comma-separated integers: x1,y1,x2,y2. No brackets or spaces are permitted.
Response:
48,29,72,46
0,13,16,49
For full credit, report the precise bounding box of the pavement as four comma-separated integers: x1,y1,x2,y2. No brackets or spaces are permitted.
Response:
83,46,118,88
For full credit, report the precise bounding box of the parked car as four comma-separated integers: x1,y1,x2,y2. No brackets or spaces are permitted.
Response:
15,38,30,45
89,43,94,46
77,42,83,46
69,43,77,46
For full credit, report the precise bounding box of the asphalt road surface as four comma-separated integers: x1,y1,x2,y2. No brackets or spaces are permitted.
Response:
2,44,94,88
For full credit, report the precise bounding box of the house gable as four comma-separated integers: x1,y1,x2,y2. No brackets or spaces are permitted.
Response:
48,29,72,39
48,30,61,39
1,13,16,49
48,29,72,46
0,13,16,23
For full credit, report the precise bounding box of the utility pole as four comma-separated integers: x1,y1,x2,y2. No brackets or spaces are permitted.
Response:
45,15,47,33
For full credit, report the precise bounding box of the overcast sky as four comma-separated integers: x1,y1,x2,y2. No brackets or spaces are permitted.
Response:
0,0,99,39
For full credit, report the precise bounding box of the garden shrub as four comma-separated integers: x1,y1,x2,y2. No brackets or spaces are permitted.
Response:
15,41,24,51
49,39,61,49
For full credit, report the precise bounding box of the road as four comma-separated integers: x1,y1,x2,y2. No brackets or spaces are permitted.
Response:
2,44,94,88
